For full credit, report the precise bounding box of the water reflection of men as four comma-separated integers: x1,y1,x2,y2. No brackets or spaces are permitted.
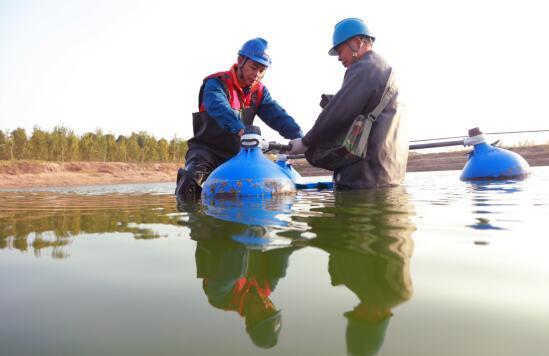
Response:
309,188,415,356
177,198,296,349
196,238,295,348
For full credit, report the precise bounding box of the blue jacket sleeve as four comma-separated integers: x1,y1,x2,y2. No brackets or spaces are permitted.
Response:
202,79,245,134
256,86,303,139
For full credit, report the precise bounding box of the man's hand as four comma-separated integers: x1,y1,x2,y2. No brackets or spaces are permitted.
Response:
289,138,307,155
237,129,245,136
319,94,334,109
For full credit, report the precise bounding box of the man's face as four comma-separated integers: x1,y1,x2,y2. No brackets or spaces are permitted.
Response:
238,58,267,87
335,40,354,68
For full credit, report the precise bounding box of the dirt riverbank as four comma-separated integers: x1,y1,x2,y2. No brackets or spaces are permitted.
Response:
289,145,549,177
1,145,547,189
0,161,180,189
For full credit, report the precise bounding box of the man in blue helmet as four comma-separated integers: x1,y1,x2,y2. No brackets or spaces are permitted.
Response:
289,18,408,189
175,38,303,199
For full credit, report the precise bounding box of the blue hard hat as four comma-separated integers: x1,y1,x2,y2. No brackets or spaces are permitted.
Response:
329,18,375,56
238,38,272,67
246,310,282,349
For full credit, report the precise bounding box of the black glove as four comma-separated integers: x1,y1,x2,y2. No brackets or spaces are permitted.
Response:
319,94,334,109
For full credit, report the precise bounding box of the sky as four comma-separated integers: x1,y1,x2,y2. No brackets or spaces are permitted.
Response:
1,0,548,145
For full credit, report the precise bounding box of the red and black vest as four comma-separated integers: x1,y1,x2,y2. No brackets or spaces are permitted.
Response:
188,64,264,159
204,276,272,316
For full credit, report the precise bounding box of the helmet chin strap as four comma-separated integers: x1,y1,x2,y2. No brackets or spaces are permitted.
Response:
238,57,249,82
348,38,365,64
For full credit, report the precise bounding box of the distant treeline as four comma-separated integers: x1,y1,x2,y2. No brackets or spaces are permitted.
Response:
0,126,188,162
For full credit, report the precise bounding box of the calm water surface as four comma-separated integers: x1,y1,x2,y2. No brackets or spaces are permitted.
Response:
1,168,549,356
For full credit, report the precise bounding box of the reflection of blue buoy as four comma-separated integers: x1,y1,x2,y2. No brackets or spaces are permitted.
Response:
203,196,295,248
460,128,530,181
202,126,296,198
203,196,294,227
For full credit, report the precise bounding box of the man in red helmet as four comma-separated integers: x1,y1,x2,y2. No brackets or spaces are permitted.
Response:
289,18,408,190
176,38,302,199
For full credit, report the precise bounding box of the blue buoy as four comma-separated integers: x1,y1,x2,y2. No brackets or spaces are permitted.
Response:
275,155,302,181
276,155,334,190
460,128,530,181
202,126,296,198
